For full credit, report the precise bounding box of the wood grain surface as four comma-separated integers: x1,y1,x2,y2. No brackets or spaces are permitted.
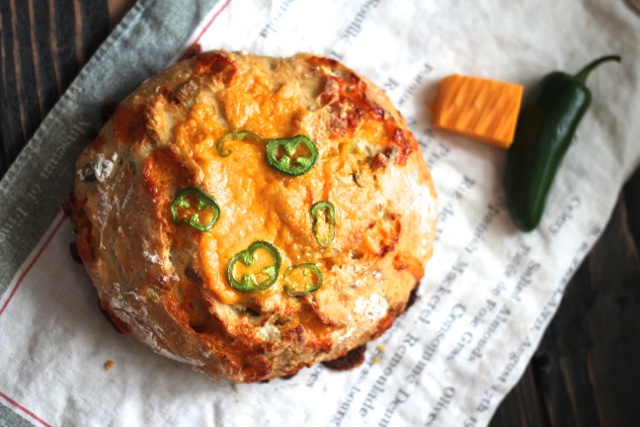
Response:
1,1,638,425
0,0,109,173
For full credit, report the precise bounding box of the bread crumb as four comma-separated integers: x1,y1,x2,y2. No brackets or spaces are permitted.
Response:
376,345,385,352
104,360,115,371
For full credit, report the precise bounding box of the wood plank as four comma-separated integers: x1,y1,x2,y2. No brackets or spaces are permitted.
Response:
0,0,108,178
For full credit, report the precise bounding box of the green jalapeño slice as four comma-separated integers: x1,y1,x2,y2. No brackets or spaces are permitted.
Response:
310,201,336,248
283,263,323,297
226,241,281,292
170,187,220,232
265,135,319,176
216,129,264,157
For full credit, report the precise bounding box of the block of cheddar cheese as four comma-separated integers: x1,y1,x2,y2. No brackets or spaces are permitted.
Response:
431,74,523,149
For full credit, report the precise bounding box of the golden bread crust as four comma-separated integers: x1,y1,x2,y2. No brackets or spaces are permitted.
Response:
71,51,437,383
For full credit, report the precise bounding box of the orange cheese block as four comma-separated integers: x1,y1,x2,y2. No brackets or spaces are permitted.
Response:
431,74,523,148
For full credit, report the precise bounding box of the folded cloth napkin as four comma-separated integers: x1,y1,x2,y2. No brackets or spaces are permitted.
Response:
1,0,639,425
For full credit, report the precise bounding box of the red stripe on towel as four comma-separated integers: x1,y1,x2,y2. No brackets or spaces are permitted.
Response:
0,214,67,317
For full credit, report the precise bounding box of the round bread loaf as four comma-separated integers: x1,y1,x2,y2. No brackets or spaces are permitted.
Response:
71,51,437,383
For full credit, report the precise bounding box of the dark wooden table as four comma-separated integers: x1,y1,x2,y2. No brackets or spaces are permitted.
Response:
1,1,638,425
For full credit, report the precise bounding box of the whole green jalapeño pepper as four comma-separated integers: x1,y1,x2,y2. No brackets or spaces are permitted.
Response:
505,54,621,231
170,187,220,232
226,241,281,292
265,135,319,176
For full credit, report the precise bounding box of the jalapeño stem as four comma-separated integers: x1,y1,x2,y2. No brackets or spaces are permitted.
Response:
573,55,621,84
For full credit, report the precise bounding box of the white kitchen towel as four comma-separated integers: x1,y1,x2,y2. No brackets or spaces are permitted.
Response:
1,0,639,426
